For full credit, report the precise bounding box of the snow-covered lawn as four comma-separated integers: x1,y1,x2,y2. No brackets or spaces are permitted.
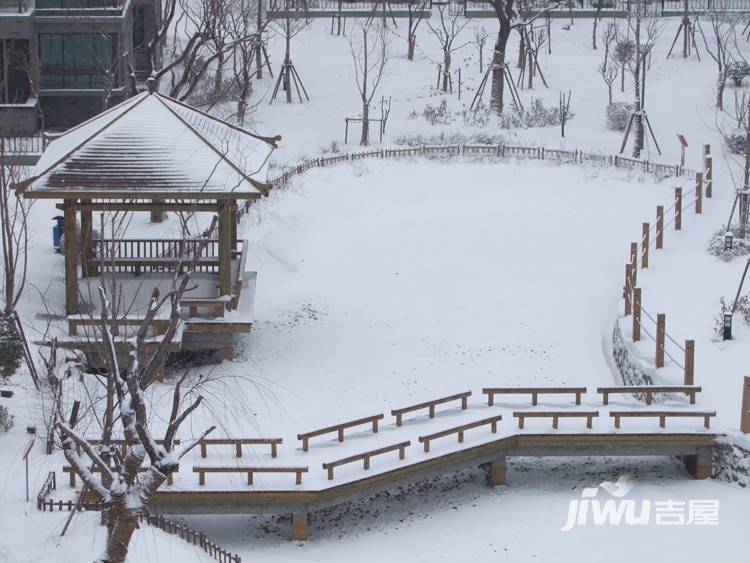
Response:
2,11,750,563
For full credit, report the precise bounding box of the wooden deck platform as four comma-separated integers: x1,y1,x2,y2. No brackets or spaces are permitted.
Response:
148,432,715,516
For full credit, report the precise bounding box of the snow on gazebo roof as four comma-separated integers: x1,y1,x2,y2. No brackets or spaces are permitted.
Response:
20,84,281,200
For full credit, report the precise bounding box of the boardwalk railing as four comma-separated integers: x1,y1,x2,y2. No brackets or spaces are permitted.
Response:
322,441,410,480
391,391,471,426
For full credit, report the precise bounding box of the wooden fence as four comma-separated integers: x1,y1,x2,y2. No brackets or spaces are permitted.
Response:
139,513,242,563
620,145,711,386
264,143,694,195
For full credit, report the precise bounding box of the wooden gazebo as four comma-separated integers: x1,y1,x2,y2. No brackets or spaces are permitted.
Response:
18,79,280,357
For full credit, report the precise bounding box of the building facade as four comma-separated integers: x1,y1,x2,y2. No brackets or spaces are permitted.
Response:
0,0,160,134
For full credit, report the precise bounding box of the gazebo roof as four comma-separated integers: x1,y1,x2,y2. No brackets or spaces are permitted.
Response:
19,87,281,200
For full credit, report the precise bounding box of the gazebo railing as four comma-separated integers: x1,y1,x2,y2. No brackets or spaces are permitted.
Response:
92,238,222,274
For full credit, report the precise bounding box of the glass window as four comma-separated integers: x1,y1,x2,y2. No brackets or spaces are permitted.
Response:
40,34,116,89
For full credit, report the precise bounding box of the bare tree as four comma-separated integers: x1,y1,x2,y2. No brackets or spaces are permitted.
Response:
426,4,472,92
480,0,559,113
0,135,29,317
474,25,490,74
697,4,740,112
144,0,263,101
592,0,610,50
270,0,311,103
348,21,390,146
46,225,219,563
406,0,430,61
598,21,619,105
621,2,662,158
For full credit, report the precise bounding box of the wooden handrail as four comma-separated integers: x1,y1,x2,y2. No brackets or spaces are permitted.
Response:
322,441,410,480
484,387,587,406
598,386,701,405
418,415,502,453
297,414,384,452
391,391,471,426
513,411,599,429
610,411,716,429
192,466,308,486
199,438,282,458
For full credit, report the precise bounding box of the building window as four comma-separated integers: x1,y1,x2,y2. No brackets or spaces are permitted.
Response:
0,39,30,104
39,33,116,89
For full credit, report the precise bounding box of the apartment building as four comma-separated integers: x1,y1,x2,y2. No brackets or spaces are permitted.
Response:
0,0,160,134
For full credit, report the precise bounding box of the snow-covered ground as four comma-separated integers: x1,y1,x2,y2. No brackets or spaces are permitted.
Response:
2,12,750,563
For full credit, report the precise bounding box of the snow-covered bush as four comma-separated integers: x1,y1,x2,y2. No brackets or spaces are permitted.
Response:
724,131,746,155
0,315,22,382
409,99,456,126
394,131,506,147
727,61,750,87
0,405,12,432
707,226,750,261
606,102,632,130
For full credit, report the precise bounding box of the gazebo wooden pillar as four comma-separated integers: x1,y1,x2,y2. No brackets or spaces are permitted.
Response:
80,202,93,278
219,199,234,297
63,199,78,316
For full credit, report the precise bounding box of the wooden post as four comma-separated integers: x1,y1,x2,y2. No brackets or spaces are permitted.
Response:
675,187,682,230
695,171,703,214
230,201,238,248
630,242,637,272
218,201,233,297
741,376,750,433
656,314,665,368
489,457,507,486
291,512,309,541
63,200,78,317
656,205,664,249
704,144,713,198
641,223,649,268
632,288,641,342
684,339,695,385
624,264,632,315
80,206,93,278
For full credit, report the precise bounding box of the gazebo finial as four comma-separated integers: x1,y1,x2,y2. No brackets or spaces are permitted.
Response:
146,76,158,94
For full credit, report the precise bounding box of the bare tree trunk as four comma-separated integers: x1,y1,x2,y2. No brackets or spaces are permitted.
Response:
517,30,525,68
408,35,416,60
608,82,613,105
717,69,726,111
490,45,506,113
214,50,224,96
361,102,370,145
442,52,451,91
